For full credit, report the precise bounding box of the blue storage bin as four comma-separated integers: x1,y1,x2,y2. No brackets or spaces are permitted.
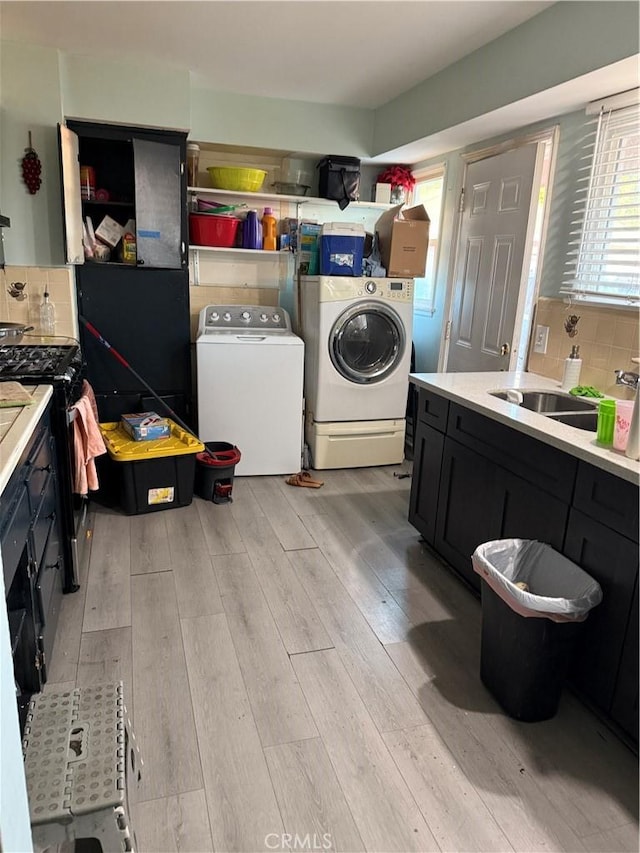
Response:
319,223,365,276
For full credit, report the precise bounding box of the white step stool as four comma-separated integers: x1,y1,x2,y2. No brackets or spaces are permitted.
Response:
22,682,142,852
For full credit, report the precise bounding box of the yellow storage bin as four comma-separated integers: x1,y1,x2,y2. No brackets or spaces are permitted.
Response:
99,420,204,515
100,420,204,461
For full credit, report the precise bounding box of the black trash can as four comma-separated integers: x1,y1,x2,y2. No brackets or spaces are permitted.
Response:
472,539,603,722
194,442,241,504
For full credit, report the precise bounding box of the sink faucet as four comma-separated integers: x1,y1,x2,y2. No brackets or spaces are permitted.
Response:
614,370,640,390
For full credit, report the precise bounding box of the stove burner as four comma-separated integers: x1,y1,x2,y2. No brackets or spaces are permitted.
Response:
0,344,79,379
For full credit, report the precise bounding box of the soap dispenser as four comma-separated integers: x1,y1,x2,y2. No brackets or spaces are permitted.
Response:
561,344,582,391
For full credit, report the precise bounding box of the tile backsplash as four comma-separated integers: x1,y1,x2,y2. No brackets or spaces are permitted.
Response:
527,298,639,400
1,266,78,340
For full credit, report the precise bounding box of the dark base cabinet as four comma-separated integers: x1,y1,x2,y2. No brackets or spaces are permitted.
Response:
434,439,500,590
408,386,640,747
2,402,66,726
408,424,444,546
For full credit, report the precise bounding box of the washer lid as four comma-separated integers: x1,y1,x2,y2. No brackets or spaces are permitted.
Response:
329,301,406,384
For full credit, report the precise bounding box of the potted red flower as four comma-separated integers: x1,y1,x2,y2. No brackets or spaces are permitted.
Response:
377,165,415,203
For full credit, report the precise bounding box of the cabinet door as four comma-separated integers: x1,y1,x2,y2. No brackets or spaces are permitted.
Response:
434,438,502,591
133,138,183,269
58,124,85,264
564,508,639,714
498,467,569,551
408,423,445,545
610,580,638,744
77,264,191,403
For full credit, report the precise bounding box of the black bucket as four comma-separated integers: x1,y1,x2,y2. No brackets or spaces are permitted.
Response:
194,442,241,504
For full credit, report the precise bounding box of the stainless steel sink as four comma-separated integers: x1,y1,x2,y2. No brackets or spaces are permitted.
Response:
546,411,598,432
490,390,597,413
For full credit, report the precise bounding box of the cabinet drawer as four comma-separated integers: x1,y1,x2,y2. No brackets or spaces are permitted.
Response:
416,389,450,432
25,428,53,514
447,403,577,502
1,483,31,592
573,462,639,542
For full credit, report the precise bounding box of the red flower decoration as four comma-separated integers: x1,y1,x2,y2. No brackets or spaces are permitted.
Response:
377,165,415,190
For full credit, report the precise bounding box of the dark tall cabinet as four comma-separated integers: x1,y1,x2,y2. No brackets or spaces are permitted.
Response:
59,119,192,424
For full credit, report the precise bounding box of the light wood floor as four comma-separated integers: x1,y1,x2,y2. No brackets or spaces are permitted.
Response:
46,464,639,853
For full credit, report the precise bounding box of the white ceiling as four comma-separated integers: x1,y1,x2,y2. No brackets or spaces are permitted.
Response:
1,0,554,108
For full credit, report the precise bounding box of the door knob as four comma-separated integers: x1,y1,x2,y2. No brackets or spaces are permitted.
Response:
500,343,510,356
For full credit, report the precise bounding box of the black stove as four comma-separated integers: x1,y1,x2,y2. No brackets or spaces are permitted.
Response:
1,343,86,593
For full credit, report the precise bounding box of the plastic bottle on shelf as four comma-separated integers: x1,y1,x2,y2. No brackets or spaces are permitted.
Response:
561,344,582,391
187,143,200,187
39,291,56,336
243,210,262,250
262,207,277,251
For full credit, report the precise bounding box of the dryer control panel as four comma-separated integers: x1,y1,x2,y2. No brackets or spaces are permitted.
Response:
306,276,413,304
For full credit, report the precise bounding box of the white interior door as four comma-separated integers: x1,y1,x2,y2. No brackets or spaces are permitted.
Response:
446,143,539,372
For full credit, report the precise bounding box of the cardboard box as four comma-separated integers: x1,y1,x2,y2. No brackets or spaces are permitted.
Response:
95,215,124,248
298,221,322,275
120,412,171,441
375,204,430,277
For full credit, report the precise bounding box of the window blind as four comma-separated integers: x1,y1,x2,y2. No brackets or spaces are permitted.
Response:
561,93,639,307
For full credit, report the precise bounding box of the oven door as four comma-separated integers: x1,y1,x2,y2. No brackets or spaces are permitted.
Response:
67,408,93,588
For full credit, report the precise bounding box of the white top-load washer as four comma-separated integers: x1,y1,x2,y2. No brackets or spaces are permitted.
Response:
196,305,304,476
300,275,414,422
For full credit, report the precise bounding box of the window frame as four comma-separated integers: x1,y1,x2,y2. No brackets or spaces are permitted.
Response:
561,89,639,308
410,164,446,316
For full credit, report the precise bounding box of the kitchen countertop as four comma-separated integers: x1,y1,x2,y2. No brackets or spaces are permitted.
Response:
0,386,53,494
410,371,639,485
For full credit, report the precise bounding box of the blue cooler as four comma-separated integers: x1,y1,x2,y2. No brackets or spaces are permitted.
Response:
320,222,365,276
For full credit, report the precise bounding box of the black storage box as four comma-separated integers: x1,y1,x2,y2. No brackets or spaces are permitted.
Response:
317,155,361,209
118,454,197,515
194,442,241,504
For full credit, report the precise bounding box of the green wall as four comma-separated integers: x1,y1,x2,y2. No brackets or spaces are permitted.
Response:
0,41,65,265
191,86,374,157
0,1,637,275
373,1,639,156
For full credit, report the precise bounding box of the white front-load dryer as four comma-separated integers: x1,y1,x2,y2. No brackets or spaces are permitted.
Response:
299,275,413,468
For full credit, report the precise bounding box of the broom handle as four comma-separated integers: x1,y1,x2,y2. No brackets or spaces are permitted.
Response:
79,315,215,458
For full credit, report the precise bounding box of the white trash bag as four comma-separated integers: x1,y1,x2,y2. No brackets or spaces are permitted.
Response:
472,539,602,623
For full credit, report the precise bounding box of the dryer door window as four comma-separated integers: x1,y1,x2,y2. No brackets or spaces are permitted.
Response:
330,302,406,384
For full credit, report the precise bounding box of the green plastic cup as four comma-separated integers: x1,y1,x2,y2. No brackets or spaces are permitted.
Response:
596,400,616,445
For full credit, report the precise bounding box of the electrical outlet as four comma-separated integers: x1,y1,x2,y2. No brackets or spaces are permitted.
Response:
534,324,549,354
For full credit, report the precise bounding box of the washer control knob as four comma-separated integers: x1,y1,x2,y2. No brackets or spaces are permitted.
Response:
223,312,232,322
209,312,219,322
365,280,377,294
272,313,281,323
260,313,269,322
241,310,251,321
